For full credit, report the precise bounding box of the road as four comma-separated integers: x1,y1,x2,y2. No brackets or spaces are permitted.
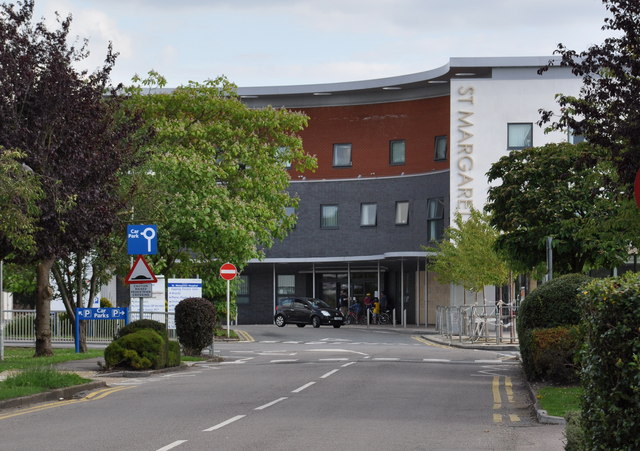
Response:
0,325,564,450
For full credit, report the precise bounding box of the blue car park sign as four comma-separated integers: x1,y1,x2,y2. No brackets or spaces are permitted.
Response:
127,224,158,255
75,308,129,353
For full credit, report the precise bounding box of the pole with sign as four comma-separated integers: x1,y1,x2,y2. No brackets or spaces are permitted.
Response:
219,263,237,337
127,225,158,320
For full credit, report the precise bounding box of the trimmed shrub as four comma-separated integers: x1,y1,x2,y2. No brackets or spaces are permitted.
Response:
578,273,640,451
116,319,167,340
517,273,591,381
105,329,166,370
530,326,580,383
167,340,181,367
175,297,216,356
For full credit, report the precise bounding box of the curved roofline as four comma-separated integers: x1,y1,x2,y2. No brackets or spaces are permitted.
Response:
237,56,562,97
238,61,452,96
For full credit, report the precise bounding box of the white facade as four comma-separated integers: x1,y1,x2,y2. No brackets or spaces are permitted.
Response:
449,65,582,223
448,63,583,305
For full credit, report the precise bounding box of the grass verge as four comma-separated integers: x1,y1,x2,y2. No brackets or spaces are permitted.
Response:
214,328,238,339
537,385,582,417
0,367,91,401
0,347,102,401
0,347,103,372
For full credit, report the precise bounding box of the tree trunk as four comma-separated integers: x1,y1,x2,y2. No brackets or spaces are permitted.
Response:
76,253,87,353
35,257,56,357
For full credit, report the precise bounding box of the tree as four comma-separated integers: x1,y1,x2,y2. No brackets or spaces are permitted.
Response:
0,149,42,254
539,0,640,192
485,142,640,274
0,1,145,355
427,209,509,304
123,73,316,297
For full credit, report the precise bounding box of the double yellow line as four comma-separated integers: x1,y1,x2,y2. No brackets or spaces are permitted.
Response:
492,376,520,423
411,335,451,349
0,386,134,421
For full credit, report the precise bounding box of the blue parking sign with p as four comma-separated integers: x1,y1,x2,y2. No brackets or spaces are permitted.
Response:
127,224,158,255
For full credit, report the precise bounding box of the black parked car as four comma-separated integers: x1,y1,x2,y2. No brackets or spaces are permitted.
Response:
274,297,344,328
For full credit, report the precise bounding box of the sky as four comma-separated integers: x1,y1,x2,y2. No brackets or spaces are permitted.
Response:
29,0,615,88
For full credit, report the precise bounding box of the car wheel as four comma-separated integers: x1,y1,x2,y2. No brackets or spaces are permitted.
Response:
311,316,321,328
274,315,286,327
333,324,341,328
296,323,306,328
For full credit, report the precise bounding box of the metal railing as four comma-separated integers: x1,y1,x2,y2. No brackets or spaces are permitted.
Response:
435,302,518,344
1,310,177,343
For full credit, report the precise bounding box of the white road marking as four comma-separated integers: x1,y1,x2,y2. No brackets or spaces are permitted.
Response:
255,397,288,410
307,348,369,356
318,358,349,361
270,359,298,363
320,369,340,378
475,360,503,364
373,358,400,361
203,415,246,432
292,382,316,393
156,440,188,451
341,362,357,368
423,358,451,363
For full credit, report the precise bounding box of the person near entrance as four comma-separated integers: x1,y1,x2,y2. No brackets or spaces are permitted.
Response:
380,291,388,310
339,289,349,317
372,297,380,324
363,293,373,315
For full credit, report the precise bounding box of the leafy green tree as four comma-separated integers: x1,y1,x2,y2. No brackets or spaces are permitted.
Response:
0,149,42,254
123,73,316,297
427,209,509,304
539,0,640,192
486,142,640,274
0,1,145,355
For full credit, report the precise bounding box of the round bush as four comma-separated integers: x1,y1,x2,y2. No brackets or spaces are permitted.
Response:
518,273,591,332
104,329,166,370
517,273,591,381
117,319,167,340
175,297,216,356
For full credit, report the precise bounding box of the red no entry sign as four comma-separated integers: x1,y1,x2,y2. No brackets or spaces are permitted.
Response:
220,263,237,281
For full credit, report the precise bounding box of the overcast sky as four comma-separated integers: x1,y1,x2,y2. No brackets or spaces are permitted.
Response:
31,0,613,88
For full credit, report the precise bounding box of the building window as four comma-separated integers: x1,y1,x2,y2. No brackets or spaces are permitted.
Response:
360,203,377,227
434,136,447,160
390,140,405,165
237,275,250,304
427,198,444,242
277,275,295,297
321,204,338,228
333,143,352,167
395,201,409,225
507,123,533,150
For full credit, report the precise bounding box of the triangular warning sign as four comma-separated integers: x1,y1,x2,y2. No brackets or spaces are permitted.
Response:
125,255,158,284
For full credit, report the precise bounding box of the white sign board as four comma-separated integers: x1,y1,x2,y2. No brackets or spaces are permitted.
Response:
130,284,152,298
167,278,202,328
145,276,166,313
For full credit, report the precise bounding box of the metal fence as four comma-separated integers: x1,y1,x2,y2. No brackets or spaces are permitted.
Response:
435,302,518,344
1,310,177,344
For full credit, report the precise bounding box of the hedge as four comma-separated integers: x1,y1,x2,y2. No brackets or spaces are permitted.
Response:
517,273,590,381
577,273,640,450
